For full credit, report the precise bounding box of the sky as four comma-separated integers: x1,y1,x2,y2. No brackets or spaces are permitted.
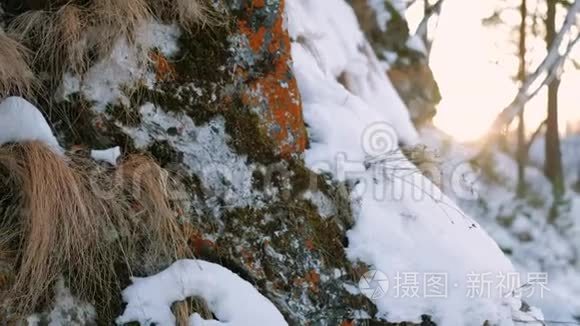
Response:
408,0,580,142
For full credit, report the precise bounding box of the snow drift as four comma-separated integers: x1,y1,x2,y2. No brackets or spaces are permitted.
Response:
287,0,534,324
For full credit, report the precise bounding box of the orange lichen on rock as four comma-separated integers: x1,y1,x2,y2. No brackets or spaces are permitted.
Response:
183,225,215,256
305,239,315,251
253,0,266,8
236,0,307,157
305,269,320,293
150,51,176,82
238,22,268,53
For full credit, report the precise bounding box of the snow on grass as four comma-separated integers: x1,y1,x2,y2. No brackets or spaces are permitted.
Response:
60,18,269,215
0,97,61,152
61,22,180,112
116,259,287,326
27,280,96,325
90,146,121,166
302,190,337,219
288,0,527,324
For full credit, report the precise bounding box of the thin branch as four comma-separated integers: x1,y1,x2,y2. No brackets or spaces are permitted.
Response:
525,119,547,154
415,0,445,55
483,0,580,145
528,33,580,99
406,0,420,9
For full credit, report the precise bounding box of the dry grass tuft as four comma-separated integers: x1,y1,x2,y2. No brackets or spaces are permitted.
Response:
150,0,224,29
8,4,89,77
1,141,105,314
8,0,152,77
56,4,88,73
5,0,221,88
0,141,190,319
89,0,152,56
112,154,190,270
0,31,36,97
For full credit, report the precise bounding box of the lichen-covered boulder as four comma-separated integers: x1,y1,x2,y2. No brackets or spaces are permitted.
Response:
0,0,387,324
0,0,449,325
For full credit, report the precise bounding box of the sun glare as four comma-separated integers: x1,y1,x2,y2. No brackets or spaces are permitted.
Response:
426,0,580,142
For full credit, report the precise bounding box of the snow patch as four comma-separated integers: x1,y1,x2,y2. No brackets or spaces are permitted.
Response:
367,0,407,31
116,259,287,326
302,190,337,219
61,22,180,112
287,0,418,147
91,146,121,166
0,97,62,153
367,0,392,31
421,126,580,323
121,103,268,214
406,35,428,55
27,280,96,326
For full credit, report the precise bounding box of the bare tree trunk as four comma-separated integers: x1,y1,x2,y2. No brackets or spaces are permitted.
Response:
517,0,528,197
422,0,429,45
545,0,565,198
517,112,527,196
478,0,580,152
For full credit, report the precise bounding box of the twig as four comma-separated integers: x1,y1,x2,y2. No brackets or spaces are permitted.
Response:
524,119,547,154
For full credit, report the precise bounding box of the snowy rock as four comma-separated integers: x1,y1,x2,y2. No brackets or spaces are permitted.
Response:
0,0,539,324
0,97,62,152
27,280,96,326
41,1,372,323
350,0,442,125
116,260,287,326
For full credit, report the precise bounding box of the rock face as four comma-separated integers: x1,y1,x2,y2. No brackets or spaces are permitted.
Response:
349,0,441,126
231,0,308,157
116,1,373,322
0,0,443,324
387,62,441,125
